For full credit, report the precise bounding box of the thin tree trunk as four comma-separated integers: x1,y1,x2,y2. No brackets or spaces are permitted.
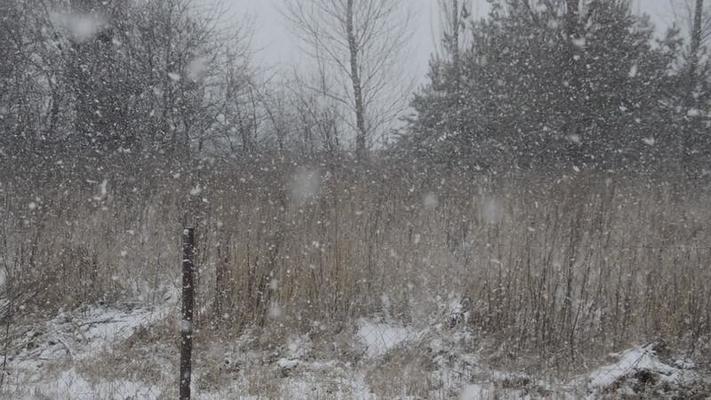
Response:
682,0,704,171
346,0,368,162
688,0,704,105
451,0,460,70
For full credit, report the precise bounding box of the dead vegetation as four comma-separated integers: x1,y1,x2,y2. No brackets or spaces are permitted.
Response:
2,165,711,373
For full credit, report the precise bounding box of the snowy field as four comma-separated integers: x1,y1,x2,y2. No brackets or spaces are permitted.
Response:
1,302,708,399
3,1,711,398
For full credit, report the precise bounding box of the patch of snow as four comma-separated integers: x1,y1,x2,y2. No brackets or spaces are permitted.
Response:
286,334,311,359
673,358,696,370
350,373,378,400
687,108,702,117
582,344,698,393
642,137,656,146
277,358,299,369
460,384,488,400
22,368,160,400
566,134,582,145
3,303,174,399
9,304,173,373
628,64,638,78
356,319,417,357
100,179,108,195
571,37,587,49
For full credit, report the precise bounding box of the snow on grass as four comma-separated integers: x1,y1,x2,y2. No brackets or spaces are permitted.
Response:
277,357,299,370
11,303,173,372
349,373,378,400
20,368,160,400
192,362,377,400
459,384,528,400
584,344,694,389
356,319,418,358
78,306,169,346
460,384,488,399
588,346,648,387
2,302,175,399
2,303,706,400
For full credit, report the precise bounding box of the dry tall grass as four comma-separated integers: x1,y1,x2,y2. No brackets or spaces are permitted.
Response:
2,163,710,368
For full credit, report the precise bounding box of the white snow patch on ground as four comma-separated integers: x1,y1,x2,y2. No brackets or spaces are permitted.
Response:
277,357,299,369
573,342,704,398
1,304,706,400
349,373,378,400
458,384,530,400
21,368,160,400
356,319,417,357
585,344,693,388
460,383,488,399
2,302,175,399
12,304,172,370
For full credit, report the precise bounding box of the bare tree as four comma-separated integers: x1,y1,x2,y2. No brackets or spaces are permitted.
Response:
283,0,413,161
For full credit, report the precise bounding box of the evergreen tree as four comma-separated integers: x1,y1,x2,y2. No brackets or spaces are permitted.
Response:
405,0,684,172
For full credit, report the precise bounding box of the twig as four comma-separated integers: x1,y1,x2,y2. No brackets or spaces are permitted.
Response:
76,317,121,327
54,335,74,360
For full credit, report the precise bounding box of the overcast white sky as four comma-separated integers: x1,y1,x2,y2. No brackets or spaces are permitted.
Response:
215,0,685,81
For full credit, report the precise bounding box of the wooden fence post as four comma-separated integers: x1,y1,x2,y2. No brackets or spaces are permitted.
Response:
180,227,195,400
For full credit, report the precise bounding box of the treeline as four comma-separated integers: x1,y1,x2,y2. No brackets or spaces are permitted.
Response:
2,1,711,360
1,0,710,186
0,0,362,192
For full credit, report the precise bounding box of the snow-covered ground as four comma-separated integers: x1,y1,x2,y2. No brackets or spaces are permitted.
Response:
356,319,418,358
576,343,707,399
1,301,174,400
0,304,708,399
585,344,695,389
